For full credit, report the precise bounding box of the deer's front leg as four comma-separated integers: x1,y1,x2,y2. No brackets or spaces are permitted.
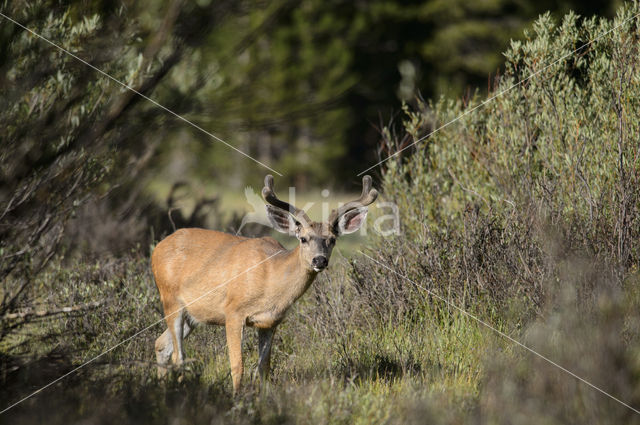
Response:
225,317,244,394
257,327,275,381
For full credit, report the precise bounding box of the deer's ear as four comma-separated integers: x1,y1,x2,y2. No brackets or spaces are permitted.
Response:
266,205,299,235
336,207,368,235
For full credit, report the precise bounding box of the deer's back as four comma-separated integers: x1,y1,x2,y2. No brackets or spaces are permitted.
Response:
151,228,285,323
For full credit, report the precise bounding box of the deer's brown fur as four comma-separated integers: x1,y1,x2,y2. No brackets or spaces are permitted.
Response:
152,175,377,393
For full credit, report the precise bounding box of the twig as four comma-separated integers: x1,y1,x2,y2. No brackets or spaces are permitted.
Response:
3,301,103,320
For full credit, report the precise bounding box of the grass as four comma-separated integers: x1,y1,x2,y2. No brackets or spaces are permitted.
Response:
0,251,491,424
3,221,640,424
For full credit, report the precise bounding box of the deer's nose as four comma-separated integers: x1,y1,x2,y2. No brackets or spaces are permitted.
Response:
312,256,328,270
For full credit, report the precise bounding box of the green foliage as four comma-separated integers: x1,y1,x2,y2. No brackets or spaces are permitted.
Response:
0,2,134,341
378,4,640,306
0,0,238,342
357,2,640,421
478,269,640,425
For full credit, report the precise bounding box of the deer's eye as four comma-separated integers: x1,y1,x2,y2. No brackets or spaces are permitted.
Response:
300,237,308,244
327,237,336,246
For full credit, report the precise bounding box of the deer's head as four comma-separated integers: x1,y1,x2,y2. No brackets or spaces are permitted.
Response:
262,175,378,272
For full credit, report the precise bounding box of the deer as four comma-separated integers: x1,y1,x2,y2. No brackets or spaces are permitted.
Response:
151,174,378,393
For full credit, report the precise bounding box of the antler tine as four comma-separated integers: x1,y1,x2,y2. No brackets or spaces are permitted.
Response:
329,175,378,226
262,175,311,223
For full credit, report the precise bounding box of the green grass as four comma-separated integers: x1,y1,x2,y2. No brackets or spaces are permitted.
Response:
1,252,491,424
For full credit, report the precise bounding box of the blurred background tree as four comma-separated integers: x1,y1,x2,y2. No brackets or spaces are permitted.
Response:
177,0,621,188
1,0,621,194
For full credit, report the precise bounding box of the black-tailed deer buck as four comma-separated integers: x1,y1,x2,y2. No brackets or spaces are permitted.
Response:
152,175,377,392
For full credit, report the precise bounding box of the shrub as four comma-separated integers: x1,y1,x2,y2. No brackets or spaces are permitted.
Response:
363,4,640,319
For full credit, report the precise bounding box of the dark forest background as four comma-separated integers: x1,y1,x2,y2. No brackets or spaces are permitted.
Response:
0,0,622,189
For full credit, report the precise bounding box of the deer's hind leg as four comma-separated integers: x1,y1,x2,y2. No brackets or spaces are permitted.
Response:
155,328,173,378
155,309,196,378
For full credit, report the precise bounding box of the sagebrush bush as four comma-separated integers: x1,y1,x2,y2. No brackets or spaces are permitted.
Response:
478,267,640,425
367,4,640,317
345,4,640,423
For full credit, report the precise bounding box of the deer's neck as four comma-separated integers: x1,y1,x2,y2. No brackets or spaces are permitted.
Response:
272,245,317,306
